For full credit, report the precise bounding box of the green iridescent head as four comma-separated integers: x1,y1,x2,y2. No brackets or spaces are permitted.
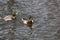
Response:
12,12,19,16
28,15,34,22
29,15,33,20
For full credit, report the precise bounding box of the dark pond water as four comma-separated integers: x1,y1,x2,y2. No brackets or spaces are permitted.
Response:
0,0,60,40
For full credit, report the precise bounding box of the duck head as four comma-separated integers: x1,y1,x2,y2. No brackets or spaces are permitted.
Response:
12,12,19,16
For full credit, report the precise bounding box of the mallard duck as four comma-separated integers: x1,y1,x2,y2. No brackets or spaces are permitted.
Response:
3,12,19,21
22,16,34,30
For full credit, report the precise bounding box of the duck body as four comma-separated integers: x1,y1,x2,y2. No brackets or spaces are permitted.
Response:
22,18,34,30
3,12,19,21
3,15,16,21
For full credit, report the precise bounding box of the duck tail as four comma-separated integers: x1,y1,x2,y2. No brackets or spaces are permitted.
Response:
22,18,24,21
